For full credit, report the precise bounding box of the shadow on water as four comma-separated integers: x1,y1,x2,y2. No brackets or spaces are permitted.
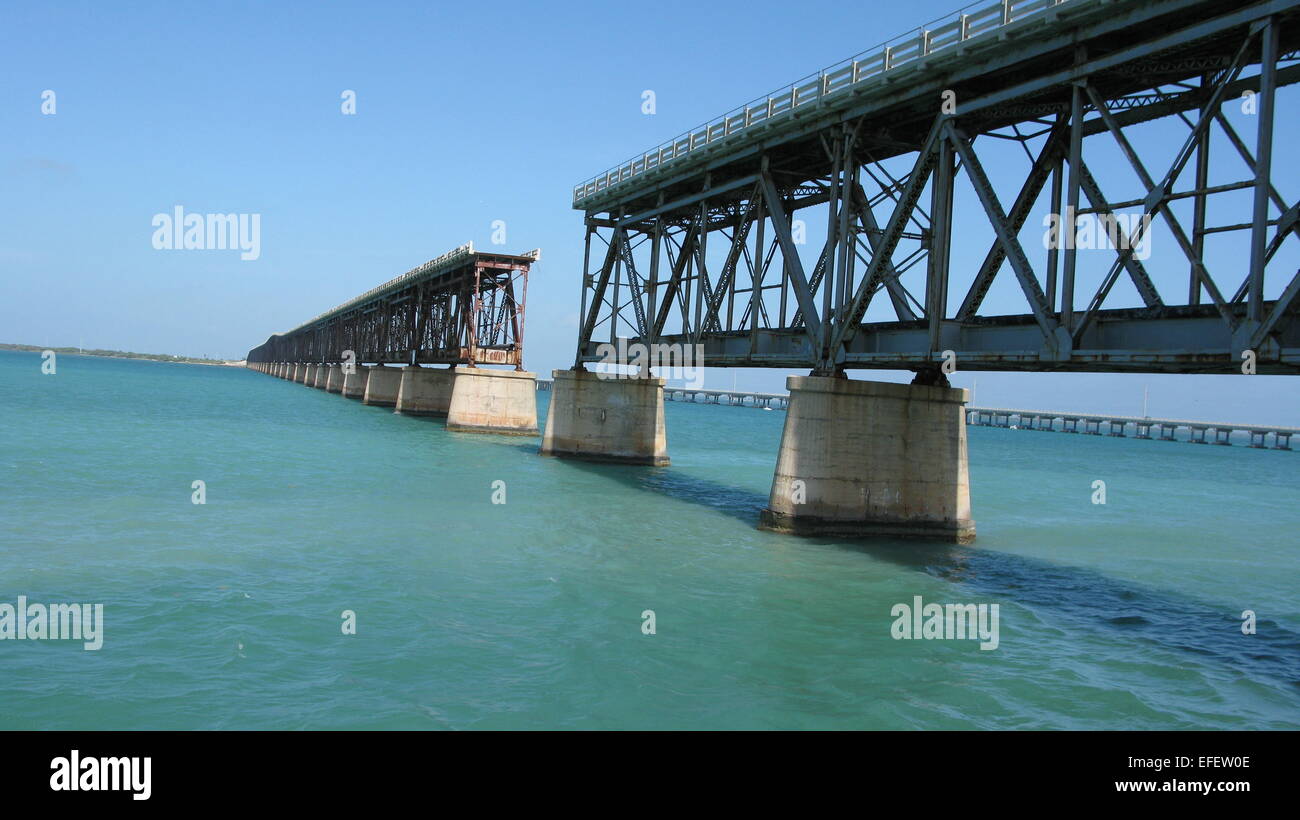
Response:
537,449,1300,690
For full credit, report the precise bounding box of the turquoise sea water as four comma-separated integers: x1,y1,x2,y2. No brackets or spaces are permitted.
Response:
1,348,1297,729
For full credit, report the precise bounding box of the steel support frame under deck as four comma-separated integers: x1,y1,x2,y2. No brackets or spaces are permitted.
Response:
570,0,1300,376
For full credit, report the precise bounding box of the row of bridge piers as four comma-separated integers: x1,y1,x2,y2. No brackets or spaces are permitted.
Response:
539,370,975,544
246,361,538,435
248,360,975,543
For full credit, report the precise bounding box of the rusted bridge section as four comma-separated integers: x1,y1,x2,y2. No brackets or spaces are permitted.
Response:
246,242,538,368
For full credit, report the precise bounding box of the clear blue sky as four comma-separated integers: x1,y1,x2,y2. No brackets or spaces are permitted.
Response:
2,0,1297,423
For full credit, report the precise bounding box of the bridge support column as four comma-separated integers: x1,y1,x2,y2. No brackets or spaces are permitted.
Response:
325,364,344,393
539,369,668,464
446,367,539,435
759,377,974,544
313,365,329,389
363,364,401,407
341,365,369,399
303,364,317,385
395,365,455,416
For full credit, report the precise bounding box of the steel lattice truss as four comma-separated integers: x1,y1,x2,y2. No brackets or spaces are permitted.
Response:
247,245,537,368
572,0,1300,375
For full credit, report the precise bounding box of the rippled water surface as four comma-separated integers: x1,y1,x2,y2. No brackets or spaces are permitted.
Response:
1,349,1297,729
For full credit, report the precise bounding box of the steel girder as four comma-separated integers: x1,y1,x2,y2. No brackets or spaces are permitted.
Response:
570,0,1300,376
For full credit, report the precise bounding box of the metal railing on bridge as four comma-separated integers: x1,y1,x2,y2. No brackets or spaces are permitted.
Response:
573,0,1066,206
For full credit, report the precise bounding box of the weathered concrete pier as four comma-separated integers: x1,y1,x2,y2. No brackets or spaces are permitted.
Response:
245,242,541,436
539,370,669,464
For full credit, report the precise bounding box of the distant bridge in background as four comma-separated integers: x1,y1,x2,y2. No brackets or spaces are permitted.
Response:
535,377,1296,448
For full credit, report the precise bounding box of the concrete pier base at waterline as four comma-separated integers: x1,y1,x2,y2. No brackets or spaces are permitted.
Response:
325,364,344,393
539,369,668,465
363,365,402,407
758,377,974,544
445,367,539,435
302,364,316,385
293,363,306,382
341,365,370,399
395,366,455,416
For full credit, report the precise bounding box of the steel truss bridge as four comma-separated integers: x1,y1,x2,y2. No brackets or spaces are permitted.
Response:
571,0,1300,377
246,243,539,368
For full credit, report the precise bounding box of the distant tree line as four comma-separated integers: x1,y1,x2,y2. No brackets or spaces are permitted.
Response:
0,343,232,366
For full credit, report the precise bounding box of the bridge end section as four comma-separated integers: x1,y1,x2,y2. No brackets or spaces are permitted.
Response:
760,377,974,544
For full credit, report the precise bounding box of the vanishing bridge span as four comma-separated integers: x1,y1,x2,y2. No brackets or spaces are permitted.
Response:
538,0,1300,543
246,243,542,435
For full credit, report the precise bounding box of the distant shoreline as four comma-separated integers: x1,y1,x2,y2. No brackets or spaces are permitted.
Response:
0,343,244,367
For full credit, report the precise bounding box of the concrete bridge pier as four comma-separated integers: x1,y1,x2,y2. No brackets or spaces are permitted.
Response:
395,365,456,416
341,365,370,399
446,367,539,435
759,377,974,544
363,364,402,407
313,365,330,389
540,369,668,464
303,364,317,385
325,364,344,393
